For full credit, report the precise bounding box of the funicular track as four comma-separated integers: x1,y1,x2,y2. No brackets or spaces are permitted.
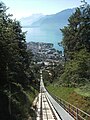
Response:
36,71,75,120
37,90,61,120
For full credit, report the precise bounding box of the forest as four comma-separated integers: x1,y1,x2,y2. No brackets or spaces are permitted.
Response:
43,2,90,87
0,1,90,120
60,2,90,86
43,2,90,114
0,2,40,120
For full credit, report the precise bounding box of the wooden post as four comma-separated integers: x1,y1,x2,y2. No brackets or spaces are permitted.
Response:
76,108,78,120
69,104,70,113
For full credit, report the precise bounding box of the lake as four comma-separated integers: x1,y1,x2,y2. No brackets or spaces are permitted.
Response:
22,27,63,51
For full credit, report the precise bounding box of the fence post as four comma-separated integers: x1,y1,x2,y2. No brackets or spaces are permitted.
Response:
76,108,78,120
63,101,65,109
69,104,70,113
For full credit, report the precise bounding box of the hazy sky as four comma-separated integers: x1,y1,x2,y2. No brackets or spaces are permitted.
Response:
1,0,90,19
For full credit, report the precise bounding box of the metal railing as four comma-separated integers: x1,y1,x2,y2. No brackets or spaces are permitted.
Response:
51,93,90,120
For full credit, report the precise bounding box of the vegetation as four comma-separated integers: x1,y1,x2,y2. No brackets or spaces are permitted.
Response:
47,84,90,114
60,2,90,86
46,1,90,115
75,83,90,97
0,2,39,120
42,63,64,85
0,0,90,119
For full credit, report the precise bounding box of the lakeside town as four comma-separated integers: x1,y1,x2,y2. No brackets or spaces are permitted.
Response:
27,42,63,66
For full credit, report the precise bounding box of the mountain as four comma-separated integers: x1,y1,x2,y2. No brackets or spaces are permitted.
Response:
20,13,45,27
20,8,75,51
20,8,75,29
30,9,75,29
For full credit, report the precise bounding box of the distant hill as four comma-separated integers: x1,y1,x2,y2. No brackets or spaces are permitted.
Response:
20,13,45,27
20,8,75,51
20,8,75,29
30,9,75,29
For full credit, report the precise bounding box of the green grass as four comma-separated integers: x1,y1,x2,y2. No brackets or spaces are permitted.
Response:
47,84,90,114
25,85,39,119
75,88,90,97
26,86,38,104
75,84,90,97
47,84,74,100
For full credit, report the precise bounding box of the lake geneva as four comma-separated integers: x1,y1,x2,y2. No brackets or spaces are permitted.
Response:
22,27,63,51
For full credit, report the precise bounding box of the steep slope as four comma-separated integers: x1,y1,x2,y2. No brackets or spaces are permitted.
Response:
20,14,45,27
31,9,75,29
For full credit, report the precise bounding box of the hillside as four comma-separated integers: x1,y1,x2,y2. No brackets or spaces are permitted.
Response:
20,8,75,29
20,13,45,27
30,9,75,29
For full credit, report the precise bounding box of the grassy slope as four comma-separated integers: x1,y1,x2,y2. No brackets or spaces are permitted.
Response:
26,85,39,119
47,84,90,114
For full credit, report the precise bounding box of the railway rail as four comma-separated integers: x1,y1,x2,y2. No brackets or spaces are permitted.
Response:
36,70,90,120
36,90,61,120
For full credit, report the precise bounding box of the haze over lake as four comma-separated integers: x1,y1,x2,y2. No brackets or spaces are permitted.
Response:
22,27,63,51
21,9,76,52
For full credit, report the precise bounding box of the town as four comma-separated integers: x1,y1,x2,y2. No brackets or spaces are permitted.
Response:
27,42,63,67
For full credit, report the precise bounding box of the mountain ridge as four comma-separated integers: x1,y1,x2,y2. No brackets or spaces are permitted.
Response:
30,8,75,29
20,13,45,26
20,8,75,29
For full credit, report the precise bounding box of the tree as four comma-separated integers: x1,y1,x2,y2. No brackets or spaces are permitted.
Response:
0,2,37,120
60,2,90,86
61,3,90,60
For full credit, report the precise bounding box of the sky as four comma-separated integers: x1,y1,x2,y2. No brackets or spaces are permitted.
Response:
1,0,90,19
